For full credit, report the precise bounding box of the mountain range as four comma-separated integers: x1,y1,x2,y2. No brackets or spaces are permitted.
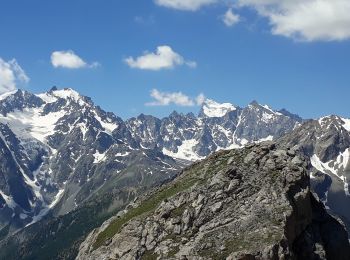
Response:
0,87,349,259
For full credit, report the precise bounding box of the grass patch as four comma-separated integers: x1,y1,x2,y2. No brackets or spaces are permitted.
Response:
92,177,198,250
198,228,282,259
142,250,158,260
167,245,180,258
170,203,188,218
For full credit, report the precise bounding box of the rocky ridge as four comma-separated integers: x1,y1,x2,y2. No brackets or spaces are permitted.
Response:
77,142,350,259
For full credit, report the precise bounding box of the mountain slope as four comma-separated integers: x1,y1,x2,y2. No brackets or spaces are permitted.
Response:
277,115,350,231
77,142,350,259
0,87,180,234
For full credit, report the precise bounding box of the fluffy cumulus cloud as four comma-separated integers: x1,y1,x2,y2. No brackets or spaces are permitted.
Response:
146,89,205,107
51,50,99,69
154,0,217,11
222,8,240,27
238,0,350,41
125,46,197,71
155,0,350,41
0,58,29,94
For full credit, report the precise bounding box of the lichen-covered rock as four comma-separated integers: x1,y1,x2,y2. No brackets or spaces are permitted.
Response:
77,142,350,260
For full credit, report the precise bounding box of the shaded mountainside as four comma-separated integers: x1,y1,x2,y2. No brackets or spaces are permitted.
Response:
277,115,350,234
77,142,350,260
0,87,181,234
0,155,182,260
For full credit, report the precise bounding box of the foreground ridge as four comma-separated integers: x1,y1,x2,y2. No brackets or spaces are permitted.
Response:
77,142,350,259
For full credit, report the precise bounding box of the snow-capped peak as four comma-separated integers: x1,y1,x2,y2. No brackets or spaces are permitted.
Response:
37,88,85,106
0,90,18,101
200,99,236,118
249,101,282,116
51,88,81,101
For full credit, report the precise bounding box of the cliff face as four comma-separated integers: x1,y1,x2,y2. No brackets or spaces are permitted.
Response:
77,142,350,260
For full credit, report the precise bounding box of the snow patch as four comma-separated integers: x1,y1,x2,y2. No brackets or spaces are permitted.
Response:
163,139,204,161
311,153,350,196
93,150,107,163
19,213,28,219
93,111,118,134
0,190,17,210
257,135,274,143
342,118,350,132
115,152,130,157
201,99,236,118
262,112,274,122
36,92,58,103
262,105,282,116
0,90,17,101
0,107,65,144
52,88,84,105
26,187,65,227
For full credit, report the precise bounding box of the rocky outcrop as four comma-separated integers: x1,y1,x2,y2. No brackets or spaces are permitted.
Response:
77,142,350,259
277,116,350,233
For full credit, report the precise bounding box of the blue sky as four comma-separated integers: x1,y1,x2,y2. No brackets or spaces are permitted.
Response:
0,0,350,119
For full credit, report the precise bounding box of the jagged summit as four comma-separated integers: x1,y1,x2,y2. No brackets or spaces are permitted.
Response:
249,99,259,106
199,98,236,118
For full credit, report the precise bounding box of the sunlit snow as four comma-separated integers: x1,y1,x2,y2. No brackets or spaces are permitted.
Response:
201,99,236,118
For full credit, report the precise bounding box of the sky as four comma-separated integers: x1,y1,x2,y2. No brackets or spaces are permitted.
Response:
0,0,350,119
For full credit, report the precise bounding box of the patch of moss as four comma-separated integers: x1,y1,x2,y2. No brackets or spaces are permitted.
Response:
269,170,281,182
92,177,198,250
170,203,188,218
199,228,282,259
142,250,158,260
167,245,180,257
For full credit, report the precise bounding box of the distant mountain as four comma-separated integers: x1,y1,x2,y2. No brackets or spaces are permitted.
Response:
0,88,302,232
0,88,180,234
127,98,302,161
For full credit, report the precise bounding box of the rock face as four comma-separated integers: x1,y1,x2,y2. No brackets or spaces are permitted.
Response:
77,142,350,260
127,100,302,161
0,88,181,233
277,116,350,232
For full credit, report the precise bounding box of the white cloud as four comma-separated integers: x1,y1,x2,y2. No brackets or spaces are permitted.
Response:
125,46,196,71
155,0,217,11
196,93,206,105
222,8,240,27
0,58,29,95
146,89,204,107
238,0,350,41
51,50,100,69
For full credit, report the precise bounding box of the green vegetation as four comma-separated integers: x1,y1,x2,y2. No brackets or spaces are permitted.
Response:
269,170,281,182
198,227,283,259
170,203,188,218
91,149,245,251
92,177,199,250
167,245,180,258
142,250,158,260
